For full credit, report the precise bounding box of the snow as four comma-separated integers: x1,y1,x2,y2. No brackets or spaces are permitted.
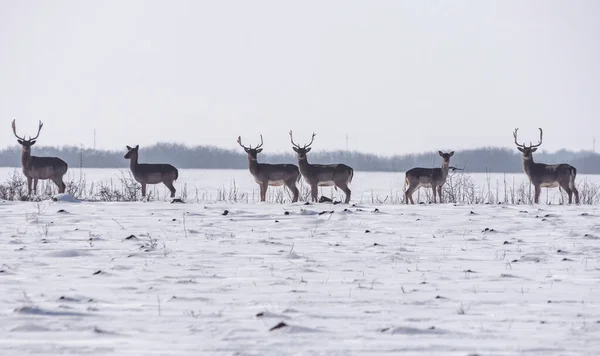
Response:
1,198,600,355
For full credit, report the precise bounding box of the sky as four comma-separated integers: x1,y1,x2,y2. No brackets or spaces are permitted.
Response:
0,0,599,155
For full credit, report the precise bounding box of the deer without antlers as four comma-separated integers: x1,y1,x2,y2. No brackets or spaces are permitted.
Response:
11,119,68,197
513,128,579,204
405,151,454,204
124,145,179,199
289,130,354,204
237,135,300,202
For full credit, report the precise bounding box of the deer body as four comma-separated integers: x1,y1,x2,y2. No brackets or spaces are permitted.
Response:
289,131,354,204
124,145,178,198
405,151,454,204
12,120,68,196
513,128,579,204
238,135,300,202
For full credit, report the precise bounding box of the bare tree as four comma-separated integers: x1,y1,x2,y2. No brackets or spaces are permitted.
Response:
405,151,454,204
124,145,179,199
11,119,68,196
513,128,579,204
289,131,354,204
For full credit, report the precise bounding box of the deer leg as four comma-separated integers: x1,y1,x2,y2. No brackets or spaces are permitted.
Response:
141,183,147,198
405,185,416,204
573,186,580,205
164,181,176,198
337,183,351,204
437,185,443,203
59,179,66,194
26,177,33,196
561,185,573,204
534,185,541,204
285,180,299,203
33,178,39,195
259,183,268,202
432,186,437,203
311,185,318,202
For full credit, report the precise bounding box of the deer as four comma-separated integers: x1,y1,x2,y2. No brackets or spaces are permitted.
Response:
289,131,354,204
513,128,579,204
237,135,300,202
405,151,454,204
11,119,68,197
124,145,179,199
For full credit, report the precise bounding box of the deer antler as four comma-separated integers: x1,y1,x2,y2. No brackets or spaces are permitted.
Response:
289,130,316,148
29,120,43,140
289,130,301,148
305,132,316,148
530,128,543,148
513,128,526,148
256,134,264,150
237,136,251,150
513,128,543,148
11,119,25,140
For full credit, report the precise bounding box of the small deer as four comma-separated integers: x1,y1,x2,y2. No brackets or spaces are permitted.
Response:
124,145,179,199
237,135,300,202
11,119,68,196
289,131,354,204
405,151,454,204
513,128,579,204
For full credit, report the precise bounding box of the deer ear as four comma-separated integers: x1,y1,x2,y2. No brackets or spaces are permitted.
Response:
449,151,454,156
17,139,24,145
256,148,263,153
135,145,139,150
438,151,443,156
531,147,537,152
517,147,524,153
292,147,299,153
305,147,312,153
30,140,36,145
126,145,132,150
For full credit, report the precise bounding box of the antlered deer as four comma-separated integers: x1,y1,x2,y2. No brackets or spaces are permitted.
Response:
289,131,354,204
11,119,68,196
513,128,579,204
405,151,454,204
124,145,179,199
237,135,300,202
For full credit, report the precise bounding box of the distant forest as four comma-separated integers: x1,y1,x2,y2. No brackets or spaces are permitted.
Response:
1,143,600,174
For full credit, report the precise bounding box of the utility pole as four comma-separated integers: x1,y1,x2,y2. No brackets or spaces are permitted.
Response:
93,129,96,150
345,134,349,152
593,136,596,152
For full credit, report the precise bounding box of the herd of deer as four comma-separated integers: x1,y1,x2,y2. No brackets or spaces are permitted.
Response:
11,120,581,205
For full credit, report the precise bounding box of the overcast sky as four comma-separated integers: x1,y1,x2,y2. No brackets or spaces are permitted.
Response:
1,0,599,155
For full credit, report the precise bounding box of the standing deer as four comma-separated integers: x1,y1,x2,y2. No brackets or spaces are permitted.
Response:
289,131,354,204
124,145,179,199
237,135,300,202
513,128,579,204
405,151,454,204
11,119,68,196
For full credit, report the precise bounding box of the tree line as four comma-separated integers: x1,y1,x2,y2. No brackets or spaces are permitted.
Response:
1,143,599,174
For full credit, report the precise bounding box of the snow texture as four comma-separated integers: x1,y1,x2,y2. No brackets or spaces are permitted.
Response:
1,199,600,355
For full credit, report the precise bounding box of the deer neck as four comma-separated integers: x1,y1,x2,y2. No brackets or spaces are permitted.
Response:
297,156,312,172
129,153,139,172
247,157,259,175
441,160,450,179
522,156,536,177
21,149,32,168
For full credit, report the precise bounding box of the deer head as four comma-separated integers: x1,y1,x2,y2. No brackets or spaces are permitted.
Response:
438,151,454,164
12,119,43,153
237,135,264,161
513,128,543,160
289,130,316,160
124,145,140,159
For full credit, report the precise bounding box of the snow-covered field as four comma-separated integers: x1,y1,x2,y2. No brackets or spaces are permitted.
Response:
1,195,600,355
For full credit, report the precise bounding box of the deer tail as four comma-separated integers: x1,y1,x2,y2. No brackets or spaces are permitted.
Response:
569,166,577,189
348,168,354,184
